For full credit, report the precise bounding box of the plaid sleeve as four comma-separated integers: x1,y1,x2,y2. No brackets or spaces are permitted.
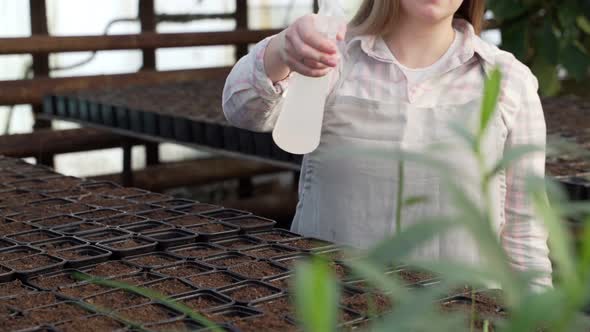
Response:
222,36,292,133
500,62,552,291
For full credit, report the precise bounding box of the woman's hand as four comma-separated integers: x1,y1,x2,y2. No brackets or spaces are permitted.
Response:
264,14,346,82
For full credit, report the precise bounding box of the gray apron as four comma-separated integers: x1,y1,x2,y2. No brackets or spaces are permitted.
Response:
290,47,508,265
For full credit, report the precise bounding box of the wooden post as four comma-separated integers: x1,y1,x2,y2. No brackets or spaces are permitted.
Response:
313,0,319,13
139,0,159,166
29,0,53,167
235,0,249,60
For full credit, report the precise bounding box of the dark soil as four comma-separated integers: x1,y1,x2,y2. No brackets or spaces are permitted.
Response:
0,247,40,261
56,315,126,332
127,253,179,267
32,215,83,228
58,282,113,298
54,246,107,260
35,237,86,251
185,271,241,289
10,230,60,243
99,214,146,226
342,291,392,315
117,203,158,213
55,222,104,234
139,209,184,220
29,270,84,289
176,203,222,214
116,303,180,324
27,302,89,323
170,244,225,259
205,253,255,268
124,221,173,233
232,316,298,332
0,279,33,297
178,292,231,311
105,237,154,249
222,282,279,303
5,291,61,310
242,245,296,259
79,229,130,242
203,209,249,220
84,260,140,277
77,196,129,208
128,193,172,204
103,187,148,198
155,262,212,278
0,221,36,235
275,255,308,269
168,215,213,227
188,222,236,234
143,278,196,296
284,238,332,251
145,318,207,332
229,261,287,279
111,272,164,285
214,237,262,250
398,269,437,284
76,209,122,220
440,297,505,330
268,276,290,290
52,203,94,214
224,217,275,228
152,199,194,208
85,289,151,309
4,254,61,271
255,296,294,317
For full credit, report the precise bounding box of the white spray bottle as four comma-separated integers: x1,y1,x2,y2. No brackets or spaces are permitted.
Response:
272,0,346,155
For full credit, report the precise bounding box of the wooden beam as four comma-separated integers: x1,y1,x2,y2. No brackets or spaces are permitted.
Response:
0,29,281,55
0,67,231,106
235,0,249,59
90,158,286,192
0,128,142,159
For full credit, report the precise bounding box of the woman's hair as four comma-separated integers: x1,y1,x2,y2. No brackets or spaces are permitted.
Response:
349,0,486,36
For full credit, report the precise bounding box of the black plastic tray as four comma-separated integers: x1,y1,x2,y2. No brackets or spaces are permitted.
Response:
7,229,63,245
25,268,89,291
0,263,15,282
97,236,158,258
28,215,85,229
124,252,184,269
173,289,234,312
52,222,106,236
152,260,215,279
166,242,227,260
219,280,283,305
76,228,133,243
212,235,264,251
55,245,112,269
3,253,66,278
120,220,174,234
201,208,252,220
142,229,197,249
222,215,277,233
34,236,89,251
187,222,240,241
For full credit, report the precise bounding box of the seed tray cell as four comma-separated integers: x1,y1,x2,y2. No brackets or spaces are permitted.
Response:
117,203,162,214
241,244,298,260
153,260,214,278
166,214,216,228
107,271,165,285
183,270,245,290
121,220,174,234
84,288,152,309
56,281,114,299
0,279,38,298
174,290,234,312
25,301,94,325
115,302,183,324
29,215,84,229
150,198,195,209
141,277,198,297
82,260,142,278
97,236,158,258
143,317,208,332
187,222,240,241
222,215,277,233
52,222,106,236
167,243,226,260
2,291,64,311
74,208,123,221
0,245,43,262
102,187,149,198
127,192,173,204
77,228,132,243
281,237,336,252
0,221,38,236
142,229,197,249
219,280,283,305
138,208,185,221
203,252,256,269
228,260,290,281
98,214,148,227
55,314,127,331
211,235,264,251
4,253,66,277
201,208,252,220
34,237,88,252
54,245,112,269
124,252,183,269
174,203,223,214
78,180,121,192
26,269,89,291
208,305,264,324
29,198,72,208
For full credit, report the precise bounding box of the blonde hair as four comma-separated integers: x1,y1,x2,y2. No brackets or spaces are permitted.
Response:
350,0,486,36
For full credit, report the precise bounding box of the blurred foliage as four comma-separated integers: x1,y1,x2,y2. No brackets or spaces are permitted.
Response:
487,0,590,96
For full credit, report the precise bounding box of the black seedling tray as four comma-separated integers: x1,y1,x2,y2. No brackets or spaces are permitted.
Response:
203,252,257,269
201,208,252,220
0,238,17,250
52,222,106,236
0,263,15,282
222,215,277,233
55,245,112,269
151,198,196,209
34,237,89,251
152,260,215,279
124,252,183,269
74,208,123,221
166,242,227,260
114,302,184,325
120,220,174,234
173,289,234,312
28,215,84,229
97,236,158,258
174,203,223,214
240,244,298,260
142,229,197,249
98,214,148,227
138,208,186,221
3,253,66,278
182,270,245,290
227,259,290,281
237,228,300,243
166,214,217,228
25,268,89,291
281,237,337,252
76,228,133,243
0,245,43,261
219,280,283,305
8,229,63,244
209,305,264,322
187,222,240,241
212,235,264,251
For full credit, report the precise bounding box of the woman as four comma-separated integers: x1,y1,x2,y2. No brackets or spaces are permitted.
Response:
222,0,551,289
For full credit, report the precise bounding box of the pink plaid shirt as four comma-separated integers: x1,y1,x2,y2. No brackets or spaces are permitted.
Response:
223,19,551,288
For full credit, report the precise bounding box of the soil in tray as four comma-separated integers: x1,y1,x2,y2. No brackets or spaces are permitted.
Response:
222,282,279,303
176,203,222,214
9,230,60,243
0,279,34,297
178,292,232,311
185,271,242,289
284,238,333,251
128,193,173,204
76,209,122,220
80,229,130,242
99,214,147,226
58,282,113,298
36,238,87,251
168,214,214,227
188,222,236,234
126,253,180,267
341,291,392,315
110,272,164,285
85,289,151,309
55,222,104,234
139,209,184,220
155,262,212,278
255,295,294,317
76,195,128,208
27,302,90,324
5,291,61,310
223,217,275,229
214,237,262,250
56,315,126,332
84,260,140,277
398,269,437,284
0,247,41,261
145,319,207,332
205,253,256,268
170,244,226,259
4,254,62,271
143,278,196,296
52,202,94,214
104,237,154,249
32,215,83,228
103,187,148,198
0,221,36,235
229,261,287,279
268,276,291,289
440,298,505,330
242,245,296,259
29,270,86,289
232,315,298,332
54,246,108,261
116,303,181,324
118,203,159,214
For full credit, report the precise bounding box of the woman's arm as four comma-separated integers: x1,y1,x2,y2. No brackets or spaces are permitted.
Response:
500,68,552,291
222,15,344,132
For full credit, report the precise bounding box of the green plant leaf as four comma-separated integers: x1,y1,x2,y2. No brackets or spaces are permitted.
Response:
501,19,530,61
480,68,502,137
535,20,559,65
531,55,561,96
403,195,429,207
294,256,340,332
577,16,590,34
561,42,590,81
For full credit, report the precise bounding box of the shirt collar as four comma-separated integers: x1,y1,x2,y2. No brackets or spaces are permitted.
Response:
344,18,496,67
